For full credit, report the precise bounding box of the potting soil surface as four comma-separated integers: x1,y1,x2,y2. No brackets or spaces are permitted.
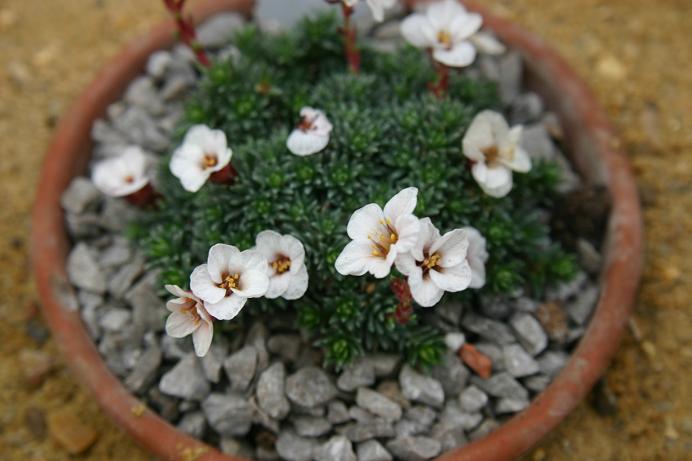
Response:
0,0,690,460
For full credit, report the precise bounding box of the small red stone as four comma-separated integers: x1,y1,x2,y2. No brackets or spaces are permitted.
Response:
459,343,493,379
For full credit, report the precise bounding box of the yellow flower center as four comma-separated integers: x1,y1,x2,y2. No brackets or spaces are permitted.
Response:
481,144,513,167
219,273,240,295
369,218,399,258
437,29,453,48
271,256,292,274
422,253,441,271
202,153,218,169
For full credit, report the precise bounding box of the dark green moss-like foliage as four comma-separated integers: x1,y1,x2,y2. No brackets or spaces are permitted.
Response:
130,13,577,369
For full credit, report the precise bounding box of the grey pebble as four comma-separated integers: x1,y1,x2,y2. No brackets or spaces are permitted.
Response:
356,440,392,461
356,387,402,421
315,435,357,461
459,385,488,413
471,372,528,401
61,177,101,214
159,355,210,401
67,243,106,293
509,313,548,356
291,415,331,437
201,392,253,437
502,344,540,377
275,430,317,461
224,345,258,393
177,411,206,438
337,359,376,392
256,362,290,420
386,436,441,461
461,312,516,345
124,344,161,394
286,366,337,408
399,365,444,408
196,13,245,49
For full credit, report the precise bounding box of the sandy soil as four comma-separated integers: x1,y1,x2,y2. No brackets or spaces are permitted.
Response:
0,0,690,460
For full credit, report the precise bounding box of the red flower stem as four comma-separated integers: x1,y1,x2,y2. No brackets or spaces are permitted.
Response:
162,0,211,68
125,183,160,208
341,3,361,74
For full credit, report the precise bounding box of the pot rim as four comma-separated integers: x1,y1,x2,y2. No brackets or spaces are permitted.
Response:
31,1,643,461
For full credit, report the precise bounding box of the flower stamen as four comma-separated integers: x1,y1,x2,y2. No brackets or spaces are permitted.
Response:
271,256,292,274
419,252,442,277
437,29,453,49
202,153,219,169
219,273,241,295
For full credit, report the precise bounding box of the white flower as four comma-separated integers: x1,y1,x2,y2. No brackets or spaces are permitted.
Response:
462,110,531,198
190,244,269,320
335,187,421,279
92,146,151,197
170,124,233,193
395,218,472,307
286,107,333,157
164,285,213,357
254,230,309,300
400,0,482,67
462,226,488,289
343,0,397,22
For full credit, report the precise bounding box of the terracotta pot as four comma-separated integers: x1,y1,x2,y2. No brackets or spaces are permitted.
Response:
31,1,643,460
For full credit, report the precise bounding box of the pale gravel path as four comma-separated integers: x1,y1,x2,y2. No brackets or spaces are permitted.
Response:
0,1,690,460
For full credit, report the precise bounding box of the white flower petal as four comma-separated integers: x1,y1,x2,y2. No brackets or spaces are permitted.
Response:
207,244,240,281
470,31,506,55
430,261,472,292
170,144,210,193
433,41,476,67
347,203,385,242
427,0,466,30
92,147,150,197
265,272,291,299
368,254,394,279
282,265,309,300
400,14,436,48
190,264,226,303
463,226,488,289
394,252,418,276
281,234,306,272
287,130,329,156
165,284,190,300
165,311,198,338
233,269,269,298
335,241,372,276
409,277,445,307
384,187,418,223
192,321,213,357
393,214,421,254
204,295,246,320
412,217,441,261
471,162,513,198
504,146,532,173
450,12,483,42
255,230,282,255
431,229,469,267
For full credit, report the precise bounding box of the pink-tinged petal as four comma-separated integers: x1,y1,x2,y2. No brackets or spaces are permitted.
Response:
393,214,421,254
204,295,246,320
234,269,269,298
335,241,372,276
165,284,190,299
190,264,226,303
426,0,466,30
430,261,472,292
287,130,329,156
165,311,197,338
471,162,513,198
207,243,240,281
347,203,384,242
282,266,309,300
450,12,482,42
431,229,469,267
503,146,532,173
469,31,506,55
384,187,418,223
433,41,476,68
265,272,291,299
192,322,214,357
409,277,445,308
400,14,436,49
394,252,418,276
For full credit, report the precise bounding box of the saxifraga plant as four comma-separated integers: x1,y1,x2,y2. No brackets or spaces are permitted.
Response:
129,13,577,369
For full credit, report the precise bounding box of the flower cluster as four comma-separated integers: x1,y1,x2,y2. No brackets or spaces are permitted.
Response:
336,187,488,307
166,232,309,356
